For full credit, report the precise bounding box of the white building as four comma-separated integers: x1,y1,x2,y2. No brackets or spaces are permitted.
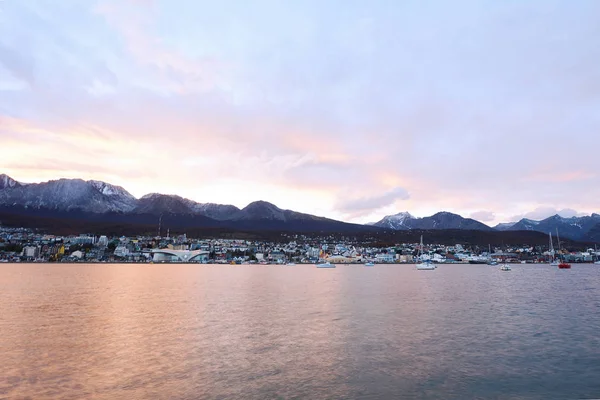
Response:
97,236,109,247
22,246,39,258
151,248,209,263
114,245,130,258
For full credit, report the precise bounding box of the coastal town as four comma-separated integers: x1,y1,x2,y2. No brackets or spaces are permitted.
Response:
1,225,599,265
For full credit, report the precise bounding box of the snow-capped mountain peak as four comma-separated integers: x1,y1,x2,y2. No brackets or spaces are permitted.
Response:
372,211,415,230
0,174,21,189
392,211,414,221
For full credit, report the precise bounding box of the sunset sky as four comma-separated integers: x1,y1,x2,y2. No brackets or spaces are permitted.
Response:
1,0,599,225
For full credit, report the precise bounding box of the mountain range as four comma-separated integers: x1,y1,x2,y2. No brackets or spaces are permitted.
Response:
371,210,600,242
1,174,599,242
0,174,371,234
493,214,600,242
369,212,494,231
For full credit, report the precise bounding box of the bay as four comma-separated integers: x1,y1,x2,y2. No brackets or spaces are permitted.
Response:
1,263,599,399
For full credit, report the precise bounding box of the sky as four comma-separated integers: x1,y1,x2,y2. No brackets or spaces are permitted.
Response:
1,0,599,226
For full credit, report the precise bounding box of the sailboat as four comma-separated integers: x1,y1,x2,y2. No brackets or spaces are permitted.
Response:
487,244,498,265
548,232,559,267
555,229,571,269
416,235,436,270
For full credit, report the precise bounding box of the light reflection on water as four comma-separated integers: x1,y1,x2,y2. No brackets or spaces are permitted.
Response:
1,263,599,399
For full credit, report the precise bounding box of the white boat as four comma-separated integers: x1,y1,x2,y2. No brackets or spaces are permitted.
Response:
416,235,436,270
285,262,296,266
595,261,600,265
499,263,511,271
364,262,375,267
316,261,335,268
416,260,436,270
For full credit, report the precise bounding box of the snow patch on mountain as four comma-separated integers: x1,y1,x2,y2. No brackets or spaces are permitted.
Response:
371,212,414,230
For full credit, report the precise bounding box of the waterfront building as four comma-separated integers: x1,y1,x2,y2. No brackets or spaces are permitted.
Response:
151,248,209,263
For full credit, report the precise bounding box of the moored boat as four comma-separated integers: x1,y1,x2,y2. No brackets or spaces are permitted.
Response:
554,229,571,269
415,235,437,270
416,260,436,270
316,261,335,268
364,262,375,267
499,263,511,271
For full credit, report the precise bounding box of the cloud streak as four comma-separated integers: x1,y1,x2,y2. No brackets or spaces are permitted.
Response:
335,187,410,218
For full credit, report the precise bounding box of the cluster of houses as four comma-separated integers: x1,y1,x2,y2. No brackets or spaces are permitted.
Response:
1,225,599,264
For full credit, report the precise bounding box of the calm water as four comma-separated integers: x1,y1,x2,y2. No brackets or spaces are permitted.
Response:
1,263,599,399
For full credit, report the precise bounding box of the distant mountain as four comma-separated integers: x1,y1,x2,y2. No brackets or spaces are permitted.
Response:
372,211,493,231
134,193,241,220
229,201,288,221
410,212,494,231
219,200,373,232
134,193,199,214
501,214,600,240
227,201,327,222
504,218,540,231
0,177,138,213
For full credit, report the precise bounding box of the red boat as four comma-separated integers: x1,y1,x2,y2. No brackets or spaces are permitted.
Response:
558,262,571,269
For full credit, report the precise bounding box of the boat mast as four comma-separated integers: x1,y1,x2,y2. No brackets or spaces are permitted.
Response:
548,232,554,263
556,228,561,261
